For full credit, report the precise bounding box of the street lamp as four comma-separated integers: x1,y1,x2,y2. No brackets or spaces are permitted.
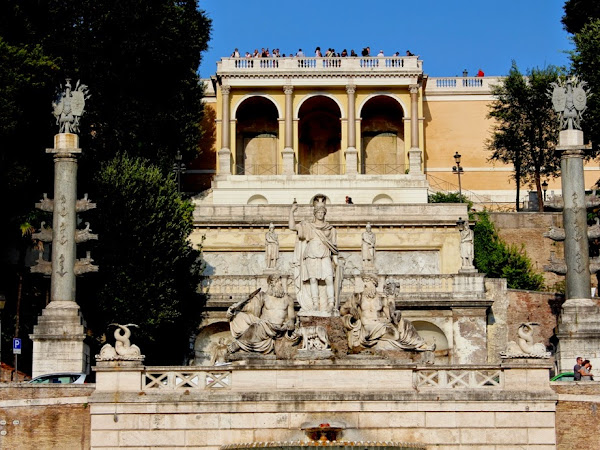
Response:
0,294,5,371
542,180,548,202
452,151,464,202
173,151,186,194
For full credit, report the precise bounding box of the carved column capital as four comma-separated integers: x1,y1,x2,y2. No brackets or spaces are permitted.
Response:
221,85,231,95
283,85,294,95
346,84,356,95
409,84,420,95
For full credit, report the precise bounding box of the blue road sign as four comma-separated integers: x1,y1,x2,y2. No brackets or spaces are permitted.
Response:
13,338,22,354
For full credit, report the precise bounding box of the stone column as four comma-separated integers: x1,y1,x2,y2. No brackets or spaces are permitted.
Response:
560,135,591,304
408,84,423,174
345,84,358,175
30,133,91,377
218,85,232,175
282,85,295,175
555,128,600,374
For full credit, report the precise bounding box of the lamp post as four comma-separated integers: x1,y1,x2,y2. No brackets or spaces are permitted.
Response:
452,151,464,202
173,151,186,194
0,294,5,371
542,180,548,202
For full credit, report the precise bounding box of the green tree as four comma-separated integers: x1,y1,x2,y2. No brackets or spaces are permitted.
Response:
82,155,204,365
0,1,212,365
428,192,474,211
487,62,562,211
473,211,545,290
570,19,600,153
562,0,600,34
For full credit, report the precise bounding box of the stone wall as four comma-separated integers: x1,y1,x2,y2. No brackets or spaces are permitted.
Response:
552,382,600,450
489,212,564,289
88,363,557,449
487,282,562,368
0,384,94,449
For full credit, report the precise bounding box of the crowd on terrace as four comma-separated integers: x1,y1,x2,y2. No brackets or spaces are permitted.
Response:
230,47,416,58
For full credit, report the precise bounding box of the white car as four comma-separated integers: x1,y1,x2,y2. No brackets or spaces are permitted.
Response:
28,372,87,384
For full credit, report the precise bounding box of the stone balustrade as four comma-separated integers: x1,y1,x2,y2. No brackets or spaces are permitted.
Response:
218,56,422,73
131,365,552,392
200,273,485,301
427,76,502,93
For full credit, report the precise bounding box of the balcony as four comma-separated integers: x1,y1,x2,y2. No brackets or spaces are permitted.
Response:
217,56,423,75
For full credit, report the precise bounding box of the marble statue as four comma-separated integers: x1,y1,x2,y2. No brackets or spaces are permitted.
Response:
550,76,587,130
227,274,296,354
459,222,475,269
361,223,376,269
295,323,331,351
97,323,144,361
208,338,230,365
52,78,90,134
341,274,435,351
289,196,340,315
265,223,279,269
500,322,551,358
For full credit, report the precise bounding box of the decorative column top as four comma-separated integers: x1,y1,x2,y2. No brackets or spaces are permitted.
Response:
550,76,588,130
346,84,356,95
283,85,294,95
52,78,90,134
409,84,420,95
221,85,231,95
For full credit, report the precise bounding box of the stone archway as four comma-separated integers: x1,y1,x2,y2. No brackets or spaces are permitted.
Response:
298,96,342,174
235,96,279,175
360,95,405,175
412,320,450,364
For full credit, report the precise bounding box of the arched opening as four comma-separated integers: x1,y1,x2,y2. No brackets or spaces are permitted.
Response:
236,96,279,175
248,194,268,205
412,320,450,364
298,96,342,174
192,322,231,365
372,193,393,204
360,96,405,174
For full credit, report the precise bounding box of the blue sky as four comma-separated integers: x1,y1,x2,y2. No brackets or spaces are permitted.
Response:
198,0,573,78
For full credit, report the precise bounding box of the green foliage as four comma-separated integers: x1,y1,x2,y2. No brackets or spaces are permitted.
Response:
562,0,600,34
487,62,562,211
428,192,473,210
571,19,600,154
473,211,545,290
81,154,204,364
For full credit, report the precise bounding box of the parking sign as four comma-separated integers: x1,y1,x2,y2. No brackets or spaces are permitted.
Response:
13,338,21,355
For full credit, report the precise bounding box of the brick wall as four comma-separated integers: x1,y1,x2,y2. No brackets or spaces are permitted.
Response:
553,383,600,450
0,384,94,450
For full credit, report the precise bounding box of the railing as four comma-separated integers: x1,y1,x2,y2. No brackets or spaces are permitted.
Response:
363,164,406,175
141,367,503,391
427,76,502,93
298,163,342,175
218,56,423,72
143,370,231,390
235,164,279,175
201,274,484,298
414,368,503,389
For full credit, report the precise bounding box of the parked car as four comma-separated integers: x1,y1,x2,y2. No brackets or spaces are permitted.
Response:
551,372,575,381
28,372,87,384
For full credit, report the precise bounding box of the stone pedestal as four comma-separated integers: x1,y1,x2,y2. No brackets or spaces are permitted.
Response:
30,301,90,378
556,301,600,374
281,147,295,175
408,148,422,174
217,148,232,175
344,147,358,175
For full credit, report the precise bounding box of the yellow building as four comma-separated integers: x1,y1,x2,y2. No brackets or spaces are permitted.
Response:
191,55,598,206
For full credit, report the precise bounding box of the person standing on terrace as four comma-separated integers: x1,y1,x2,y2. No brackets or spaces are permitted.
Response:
315,47,322,57
297,48,304,57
